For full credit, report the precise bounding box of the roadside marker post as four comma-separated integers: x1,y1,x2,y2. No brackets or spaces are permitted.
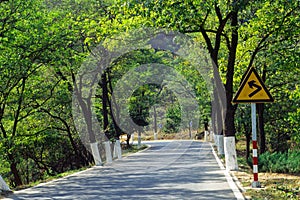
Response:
233,67,274,188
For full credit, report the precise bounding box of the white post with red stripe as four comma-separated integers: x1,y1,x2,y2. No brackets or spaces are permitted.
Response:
251,103,261,188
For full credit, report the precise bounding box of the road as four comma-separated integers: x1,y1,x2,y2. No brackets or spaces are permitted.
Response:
5,140,244,200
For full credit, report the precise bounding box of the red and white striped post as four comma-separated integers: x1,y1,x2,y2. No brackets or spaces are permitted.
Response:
251,103,261,188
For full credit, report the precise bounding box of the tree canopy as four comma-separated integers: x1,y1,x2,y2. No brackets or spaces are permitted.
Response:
0,0,299,188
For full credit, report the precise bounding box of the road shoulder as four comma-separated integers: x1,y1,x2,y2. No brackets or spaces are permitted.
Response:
210,142,245,200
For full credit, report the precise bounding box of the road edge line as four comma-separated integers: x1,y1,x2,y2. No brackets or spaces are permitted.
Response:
210,142,245,200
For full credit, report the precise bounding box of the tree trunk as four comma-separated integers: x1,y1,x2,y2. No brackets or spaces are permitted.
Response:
246,128,251,159
224,106,236,136
223,10,239,171
153,105,157,133
211,78,224,136
153,105,158,140
224,10,238,137
42,109,87,167
126,133,131,147
258,67,267,154
8,154,22,186
72,72,100,165
102,73,109,137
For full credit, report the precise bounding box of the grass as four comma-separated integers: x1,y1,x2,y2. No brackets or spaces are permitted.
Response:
245,178,300,200
234,137,300,200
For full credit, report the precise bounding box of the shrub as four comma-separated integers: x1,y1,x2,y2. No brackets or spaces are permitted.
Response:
257,150,300,173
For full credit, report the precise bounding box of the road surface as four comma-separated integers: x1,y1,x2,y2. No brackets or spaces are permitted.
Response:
5,140,244,200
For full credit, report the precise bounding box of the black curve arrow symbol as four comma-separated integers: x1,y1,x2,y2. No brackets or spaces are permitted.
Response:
248,80,262,97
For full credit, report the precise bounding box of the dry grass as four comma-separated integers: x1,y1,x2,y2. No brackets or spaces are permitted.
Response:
234,138,300,200
234,170,299,197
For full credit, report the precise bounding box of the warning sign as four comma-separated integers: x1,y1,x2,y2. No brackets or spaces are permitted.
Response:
233,67,274,103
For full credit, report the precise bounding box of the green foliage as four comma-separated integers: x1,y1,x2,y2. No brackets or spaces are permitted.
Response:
237,0,300,152
288,86,300,148
0,0,299,189
162,103,181,134
258,150,300,173
0,0,99,187
129,84,159,127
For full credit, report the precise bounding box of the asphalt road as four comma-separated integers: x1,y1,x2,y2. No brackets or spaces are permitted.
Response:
5,140,243,200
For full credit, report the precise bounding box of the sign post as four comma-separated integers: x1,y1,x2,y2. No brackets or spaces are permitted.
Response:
233,67,273,188
251,103,260,187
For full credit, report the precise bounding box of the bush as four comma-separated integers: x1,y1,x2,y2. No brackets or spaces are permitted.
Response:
257,150,300,173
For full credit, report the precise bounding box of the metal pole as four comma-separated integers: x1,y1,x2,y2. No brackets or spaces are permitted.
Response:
251,103,261,188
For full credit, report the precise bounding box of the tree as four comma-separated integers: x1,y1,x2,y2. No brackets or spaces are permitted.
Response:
108,0,246,170
236,0,300,153
0,0,64,186
107,0,300,168
0,0,100,186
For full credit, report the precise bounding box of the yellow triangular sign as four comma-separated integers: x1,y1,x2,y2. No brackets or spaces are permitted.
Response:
233,67,274,103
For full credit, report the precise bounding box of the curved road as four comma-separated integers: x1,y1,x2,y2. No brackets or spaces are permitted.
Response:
5,140,244,200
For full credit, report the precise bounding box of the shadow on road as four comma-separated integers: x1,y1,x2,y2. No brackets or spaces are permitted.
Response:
6,141,237,200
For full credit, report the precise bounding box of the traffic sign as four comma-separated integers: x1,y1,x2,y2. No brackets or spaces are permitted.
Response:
233,67,274,188
233,67,274,103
